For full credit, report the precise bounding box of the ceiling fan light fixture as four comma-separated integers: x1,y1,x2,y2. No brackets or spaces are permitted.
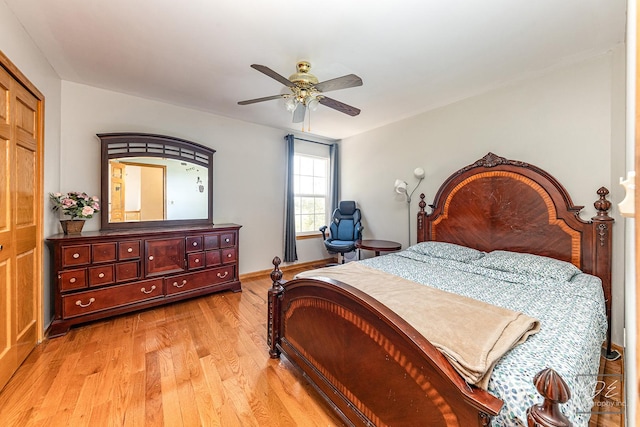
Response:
284,96,298,112
307,97,320,111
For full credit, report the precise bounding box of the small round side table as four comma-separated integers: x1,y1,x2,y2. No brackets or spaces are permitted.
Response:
355,239,402,257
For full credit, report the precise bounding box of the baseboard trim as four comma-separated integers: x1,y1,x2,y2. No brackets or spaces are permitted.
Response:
239,257,337,281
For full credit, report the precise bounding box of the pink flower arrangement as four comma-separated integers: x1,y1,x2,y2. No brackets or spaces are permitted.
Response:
50,191,100,219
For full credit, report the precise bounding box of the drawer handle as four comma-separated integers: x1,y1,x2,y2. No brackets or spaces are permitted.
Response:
173,279,187,288
192,242,198,247
98,272,105,278
69,277,77,283
217,271,228,279
73,253,80,259
127,247,133,253
225,238,230,243
227,253,232,258
148,256,154,261
75,297,95,308
194,258,200,263
141,285,156,294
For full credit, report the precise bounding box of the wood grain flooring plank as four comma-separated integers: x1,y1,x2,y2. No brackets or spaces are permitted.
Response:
144,350,164,426
122,370,146,427
67,371,102,427
30,349,82,423
157,345,183,427
198,354,242,426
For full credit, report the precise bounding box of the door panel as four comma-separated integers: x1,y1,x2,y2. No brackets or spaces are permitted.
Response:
110,162,125,222
0,65,14,390
0,59,42,392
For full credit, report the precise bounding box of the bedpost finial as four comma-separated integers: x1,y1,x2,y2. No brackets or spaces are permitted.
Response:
271,256,283,284
419,193,426,212
533,368,570,403
526,368,571,427
594,186,612,218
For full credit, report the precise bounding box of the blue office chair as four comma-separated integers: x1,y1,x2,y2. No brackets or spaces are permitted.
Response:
319,201,364,263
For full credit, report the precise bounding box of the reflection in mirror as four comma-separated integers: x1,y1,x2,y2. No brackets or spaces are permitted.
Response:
99,133,215,230
109,158,208,222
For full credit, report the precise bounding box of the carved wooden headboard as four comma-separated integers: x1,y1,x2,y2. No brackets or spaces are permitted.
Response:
416,152,614,354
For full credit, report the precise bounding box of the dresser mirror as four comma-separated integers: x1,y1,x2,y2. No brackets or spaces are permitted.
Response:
99,133,215,230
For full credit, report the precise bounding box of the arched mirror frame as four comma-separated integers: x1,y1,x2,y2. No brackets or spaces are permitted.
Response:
99,132,215,230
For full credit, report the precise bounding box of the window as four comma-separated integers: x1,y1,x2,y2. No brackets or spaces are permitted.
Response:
293,154,328,234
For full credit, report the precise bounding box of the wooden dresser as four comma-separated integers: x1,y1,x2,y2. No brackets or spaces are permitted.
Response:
46,224,241,337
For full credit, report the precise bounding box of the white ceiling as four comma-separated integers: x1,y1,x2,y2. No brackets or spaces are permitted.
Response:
5,0,627,140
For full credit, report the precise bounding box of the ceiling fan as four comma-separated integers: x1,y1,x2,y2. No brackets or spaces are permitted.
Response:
238,61,363,124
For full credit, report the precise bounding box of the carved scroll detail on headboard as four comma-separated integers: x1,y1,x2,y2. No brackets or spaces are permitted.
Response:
459,152,530,173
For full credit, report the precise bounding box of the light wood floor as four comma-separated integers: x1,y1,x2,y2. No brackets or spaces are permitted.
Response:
0,268,626,426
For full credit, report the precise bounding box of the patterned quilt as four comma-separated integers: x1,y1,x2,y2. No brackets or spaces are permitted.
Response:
357,243,607,427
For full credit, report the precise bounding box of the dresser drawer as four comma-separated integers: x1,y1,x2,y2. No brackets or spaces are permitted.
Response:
61,245,91,267
165,265,235,296
93,242,117,263
221,248,237,264
185,236,203,253
115,261,140,282
118,240,141,260
220,233,236,248
62,278,163,318
205,250,221,267
88,264,114,286
187,252,205,270
204,234,220,249
59,268,87,292
211,265,234,282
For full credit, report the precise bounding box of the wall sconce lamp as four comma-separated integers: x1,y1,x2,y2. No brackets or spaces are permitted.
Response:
394,167,426,246
618,171,635,217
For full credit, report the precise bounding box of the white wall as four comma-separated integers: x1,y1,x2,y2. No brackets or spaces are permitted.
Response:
341,50,627,345
0,0,62,328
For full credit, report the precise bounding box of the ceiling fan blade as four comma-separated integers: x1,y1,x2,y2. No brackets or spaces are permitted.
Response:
314,74,363,93
292,103,306,123
238,94,283,105
319,96,361,116
251,64,295,87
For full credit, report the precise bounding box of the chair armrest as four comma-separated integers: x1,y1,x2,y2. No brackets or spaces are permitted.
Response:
355,225,364,240
319,225,328,240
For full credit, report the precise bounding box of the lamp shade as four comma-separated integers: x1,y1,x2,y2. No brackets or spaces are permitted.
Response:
413,167,425,179
394,179,408,194
619,171,635,217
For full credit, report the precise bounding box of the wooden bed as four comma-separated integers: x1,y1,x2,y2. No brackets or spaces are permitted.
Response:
267,152,614,427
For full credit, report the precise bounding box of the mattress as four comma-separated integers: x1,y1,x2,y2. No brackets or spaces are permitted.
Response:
357,243,607,426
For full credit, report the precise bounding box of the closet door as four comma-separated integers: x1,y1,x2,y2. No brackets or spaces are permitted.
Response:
0,63,42,391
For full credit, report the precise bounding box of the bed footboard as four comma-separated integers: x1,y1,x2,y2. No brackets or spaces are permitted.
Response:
268,257,578,427
268,257,502,426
